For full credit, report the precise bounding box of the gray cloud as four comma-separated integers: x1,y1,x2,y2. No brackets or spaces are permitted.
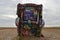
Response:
0,0,17,27
43,0,60,27
0,0,60,27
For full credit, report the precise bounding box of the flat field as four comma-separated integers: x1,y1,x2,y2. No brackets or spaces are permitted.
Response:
0,27,60,40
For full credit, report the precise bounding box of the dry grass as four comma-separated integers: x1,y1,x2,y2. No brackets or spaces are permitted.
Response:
0,27,60,40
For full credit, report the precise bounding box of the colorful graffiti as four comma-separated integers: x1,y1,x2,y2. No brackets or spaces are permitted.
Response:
16,3,43,38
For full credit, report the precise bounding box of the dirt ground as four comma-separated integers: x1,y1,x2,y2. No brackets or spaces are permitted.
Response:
0,28,60,40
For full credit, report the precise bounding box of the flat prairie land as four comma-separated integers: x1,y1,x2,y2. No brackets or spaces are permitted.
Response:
0,27,60,40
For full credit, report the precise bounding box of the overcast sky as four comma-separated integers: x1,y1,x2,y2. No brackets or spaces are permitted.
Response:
0,0,60,27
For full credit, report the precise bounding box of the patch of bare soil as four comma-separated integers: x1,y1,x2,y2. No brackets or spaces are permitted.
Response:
0,28,60,40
